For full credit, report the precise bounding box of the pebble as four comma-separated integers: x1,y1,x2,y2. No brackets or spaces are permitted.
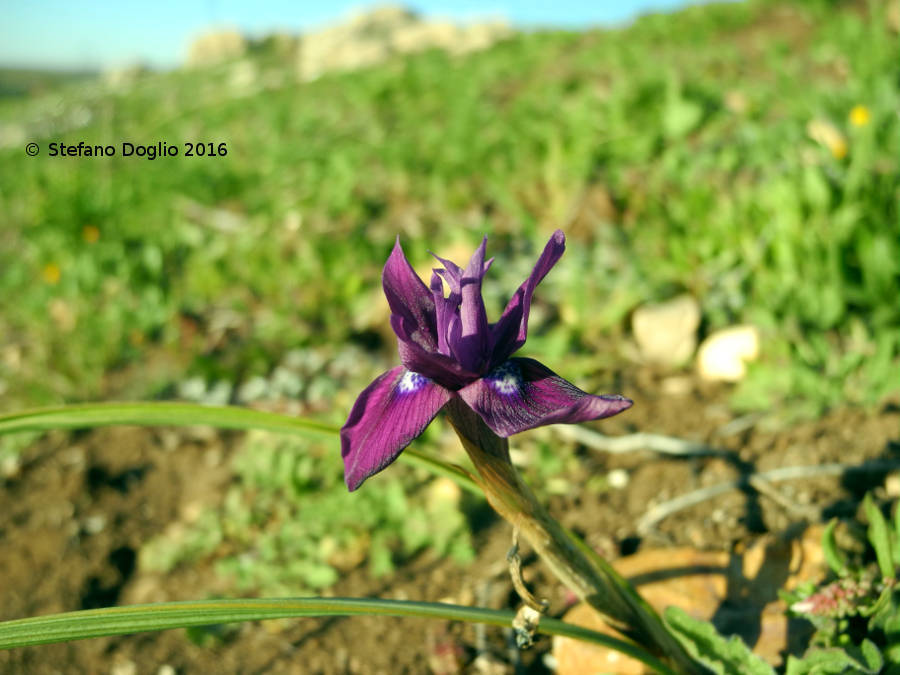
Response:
607,469,629,489
1,454,21,479
886,472,900,498
83,515,107,535
697,325,760,382
631,295,700,367
110,660,136,675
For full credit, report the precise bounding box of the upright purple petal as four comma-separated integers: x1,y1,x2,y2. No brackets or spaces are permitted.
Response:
341,366,453,490
450,237,492,373
489,230,566,368
430,270,456,357
458,357,632,437
383,238,437,352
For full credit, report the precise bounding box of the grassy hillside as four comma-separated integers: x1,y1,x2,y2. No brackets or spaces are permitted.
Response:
0,0,897,423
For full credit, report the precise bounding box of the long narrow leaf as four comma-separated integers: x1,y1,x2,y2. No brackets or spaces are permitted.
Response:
864,494,895,580
0,402,338,437
0,402,479,492
0,597,675,674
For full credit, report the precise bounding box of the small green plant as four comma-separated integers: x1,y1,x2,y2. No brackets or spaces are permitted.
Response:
140,431,475,595
782,495,900,669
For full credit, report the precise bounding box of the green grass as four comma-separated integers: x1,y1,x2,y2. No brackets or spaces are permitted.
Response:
1,0,896,419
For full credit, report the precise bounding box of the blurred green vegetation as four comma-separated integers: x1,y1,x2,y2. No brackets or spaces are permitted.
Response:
0,0,897,590
138,431,474,595
1,0,897,421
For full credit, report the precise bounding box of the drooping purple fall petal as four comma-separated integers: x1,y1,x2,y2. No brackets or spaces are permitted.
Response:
458,357,633,438
489,230,566,368
341,366,452,490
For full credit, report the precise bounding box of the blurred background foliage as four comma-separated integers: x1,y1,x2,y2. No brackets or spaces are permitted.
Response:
0,0,898,593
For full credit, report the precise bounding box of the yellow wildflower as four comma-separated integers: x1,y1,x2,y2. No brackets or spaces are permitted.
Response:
848,104,871,127
82,225,100,243
42,263,61,284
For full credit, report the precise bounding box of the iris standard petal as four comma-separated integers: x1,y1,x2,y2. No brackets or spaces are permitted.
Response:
489,230,566,368
341,366,453,490
458,357,632,437
383,238,437,352
452,237,492,373
430,270,456,357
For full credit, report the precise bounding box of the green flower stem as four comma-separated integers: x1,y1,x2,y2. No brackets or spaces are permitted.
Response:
444,399,706,674
0,597,675,673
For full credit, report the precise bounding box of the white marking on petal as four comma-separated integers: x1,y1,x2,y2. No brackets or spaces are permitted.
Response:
397,370,427,394
487,361,522,396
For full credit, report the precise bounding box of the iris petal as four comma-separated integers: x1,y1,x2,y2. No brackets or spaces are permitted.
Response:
395,336,477,390
383,238,437,352
341,366,452,490
453,237,491,373
458,357,632,437
430,270,456,357
490,230,566,368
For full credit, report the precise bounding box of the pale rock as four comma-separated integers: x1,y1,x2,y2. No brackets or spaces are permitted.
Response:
631,294,700,367
886,472,900,498
110,660,137,675
297,5,512,80
392,20,460,54
697,325,760,382
456,20,512,54
607,468,629,489
186,29,247,67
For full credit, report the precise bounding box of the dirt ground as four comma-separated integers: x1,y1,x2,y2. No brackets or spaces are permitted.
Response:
1,369,898,674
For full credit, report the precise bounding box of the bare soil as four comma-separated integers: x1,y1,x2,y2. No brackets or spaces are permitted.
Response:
2,368,898,675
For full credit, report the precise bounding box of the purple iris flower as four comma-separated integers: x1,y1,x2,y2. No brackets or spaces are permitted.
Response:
341,230,632,490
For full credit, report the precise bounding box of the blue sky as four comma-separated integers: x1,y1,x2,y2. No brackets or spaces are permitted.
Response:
2,0,705,71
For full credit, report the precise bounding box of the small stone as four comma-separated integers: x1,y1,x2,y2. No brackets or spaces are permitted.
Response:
156,666,176,675
110,659,136,675
885,472,900,498
697,325,760,382
607,469,629,489
83,515,107,535
631,295,700,367
1,454,21,479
